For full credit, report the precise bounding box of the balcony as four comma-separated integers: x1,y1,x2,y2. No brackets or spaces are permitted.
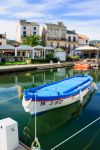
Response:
47,37,67,41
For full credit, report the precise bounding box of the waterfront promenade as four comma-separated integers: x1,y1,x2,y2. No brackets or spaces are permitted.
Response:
0,62,73,73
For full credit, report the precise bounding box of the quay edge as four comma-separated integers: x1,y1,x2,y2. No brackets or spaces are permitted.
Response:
0,62,74,74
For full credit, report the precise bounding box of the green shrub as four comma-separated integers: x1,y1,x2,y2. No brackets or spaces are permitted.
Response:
46,53,54,59
31,57,59,64
0,61,26,65
66,55,80,61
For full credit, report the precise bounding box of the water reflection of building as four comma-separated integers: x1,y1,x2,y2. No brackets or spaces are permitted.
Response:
0,68,67,87
0,68,100,88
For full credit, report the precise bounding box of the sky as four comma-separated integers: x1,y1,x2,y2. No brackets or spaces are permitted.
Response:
0,0,100,40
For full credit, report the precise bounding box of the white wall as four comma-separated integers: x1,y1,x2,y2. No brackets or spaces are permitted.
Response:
0,38,6,45
78,39,89,46
16,22,40,42
54,51,66,61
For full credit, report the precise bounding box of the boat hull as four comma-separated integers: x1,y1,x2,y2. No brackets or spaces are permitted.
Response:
22,84,92,114
74,63,92,70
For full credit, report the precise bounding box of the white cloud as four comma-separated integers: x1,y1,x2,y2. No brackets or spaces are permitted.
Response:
14,12,46,18
0,0,100,40
64,0,100,17
0,6,9,15
0,20,16,40
64,19,100,40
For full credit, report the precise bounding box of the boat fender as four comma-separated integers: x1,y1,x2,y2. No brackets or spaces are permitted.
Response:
93,82,98,90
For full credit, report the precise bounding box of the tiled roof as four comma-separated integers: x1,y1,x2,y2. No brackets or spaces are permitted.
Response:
78,34,89,40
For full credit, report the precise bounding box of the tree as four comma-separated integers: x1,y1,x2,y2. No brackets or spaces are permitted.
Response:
22,35,42,46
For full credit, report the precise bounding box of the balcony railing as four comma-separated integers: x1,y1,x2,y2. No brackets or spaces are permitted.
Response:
47,37,67,41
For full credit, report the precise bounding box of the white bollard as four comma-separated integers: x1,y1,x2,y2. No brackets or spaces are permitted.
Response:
0,118,19,150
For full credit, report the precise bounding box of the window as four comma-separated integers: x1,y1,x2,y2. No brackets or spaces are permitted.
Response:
68,45,71,50
23,26,26,30
33,32,36,35
33,27,36,30
86,40,88,43
57,42,59,47
0,35,3,38
23,52,25,56
50,42,53,47
23,31,26,37
73,37,76,42
68,36,71,42
73,45,76,49
23,31,26,35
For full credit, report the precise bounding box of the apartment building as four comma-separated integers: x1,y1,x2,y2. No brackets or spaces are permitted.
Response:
66,30,78,52
78,34,89,46
42,22,79,53
0,33,7,45
16,19,40,42
42,22,67,48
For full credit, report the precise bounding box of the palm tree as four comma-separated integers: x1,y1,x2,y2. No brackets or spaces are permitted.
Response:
22,35,42,46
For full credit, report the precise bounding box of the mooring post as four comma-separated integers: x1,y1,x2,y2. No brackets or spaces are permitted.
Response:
0,118,19,150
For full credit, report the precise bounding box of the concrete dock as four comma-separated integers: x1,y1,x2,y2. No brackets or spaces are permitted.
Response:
0,62,73,73
16,141,30,150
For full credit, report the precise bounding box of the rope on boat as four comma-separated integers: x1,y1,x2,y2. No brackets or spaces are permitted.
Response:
79,89,83,102
0,93,23,104
35,94,37,139
78,86,83,102
31,94,41,150
50,116,100,150
93,82,98,90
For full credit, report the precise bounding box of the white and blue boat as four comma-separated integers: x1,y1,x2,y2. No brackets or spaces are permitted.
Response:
22,75,96,114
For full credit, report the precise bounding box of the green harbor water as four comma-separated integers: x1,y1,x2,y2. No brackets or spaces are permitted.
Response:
0,67,100,150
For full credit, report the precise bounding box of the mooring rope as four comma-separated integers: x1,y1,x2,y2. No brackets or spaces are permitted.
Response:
35,94,37,139
50,116,100,150
0,93,23,104
31,94,41,150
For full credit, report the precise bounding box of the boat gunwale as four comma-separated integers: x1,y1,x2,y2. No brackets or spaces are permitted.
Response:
28,75,92,92
27,82,93,102
24,76,93,101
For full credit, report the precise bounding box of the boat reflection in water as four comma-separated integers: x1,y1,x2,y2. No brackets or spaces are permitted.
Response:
23,90,95,142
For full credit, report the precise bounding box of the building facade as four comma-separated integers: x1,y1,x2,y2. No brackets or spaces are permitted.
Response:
42,22,79,53
78,34,89,46
66,30,78,52
0,33,7,45
16,19,40,42
42,22,67,48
